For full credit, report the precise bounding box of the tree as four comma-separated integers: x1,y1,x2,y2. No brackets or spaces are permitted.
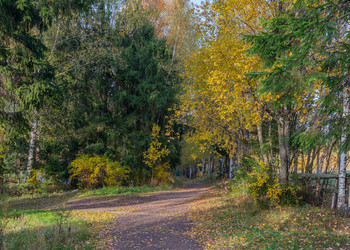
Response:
143,125,172,184
0,0,55,180
36,0,181,183
0,0,53,127
178,0,279,176
246,0,350,207
245,0,326,183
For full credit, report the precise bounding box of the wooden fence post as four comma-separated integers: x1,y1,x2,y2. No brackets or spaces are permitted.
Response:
348,184,350,207
331,178,338,210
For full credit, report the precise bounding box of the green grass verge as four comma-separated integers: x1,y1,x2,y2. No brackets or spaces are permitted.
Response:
0,184,174,249
0,209,96,249
1,184,174,210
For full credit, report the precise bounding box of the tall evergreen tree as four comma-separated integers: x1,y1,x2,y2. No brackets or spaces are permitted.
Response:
38,1,180,183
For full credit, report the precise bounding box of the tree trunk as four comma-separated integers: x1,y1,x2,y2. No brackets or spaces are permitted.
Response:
208,154,211,178
293,151,299,174
305,151,312,173
257,123,269,165
277,118,289,183
238,128,244,168
317,149,326,174
211,158,215,177
306,148,318,173
301,152,305,173
220,156,225,176
26,110,38,180
338,87,349,210
202,159,205,174
229,157,233,179
268,120,274,165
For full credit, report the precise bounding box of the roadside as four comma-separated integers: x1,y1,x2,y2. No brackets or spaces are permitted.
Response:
0,182,211,249
188,182,350,249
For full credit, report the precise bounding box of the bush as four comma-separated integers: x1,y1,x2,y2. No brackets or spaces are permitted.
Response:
69,155,130,189
2,171,33,196
246,158,304,208
152,162,174,186
143,125,173,185
25,169,66,194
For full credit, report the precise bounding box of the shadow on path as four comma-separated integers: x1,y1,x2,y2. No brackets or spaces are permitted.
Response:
68,183,211,249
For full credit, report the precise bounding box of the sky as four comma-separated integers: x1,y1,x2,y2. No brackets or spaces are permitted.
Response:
191,0,203,6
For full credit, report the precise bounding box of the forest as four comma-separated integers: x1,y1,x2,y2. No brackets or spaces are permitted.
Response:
0,0,350,248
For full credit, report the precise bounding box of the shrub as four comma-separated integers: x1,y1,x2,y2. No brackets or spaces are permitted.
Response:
27,169,47,187
3,172,32,196
69,155,130,189
153,162,173,185
143,125,173,185
246,158,304,208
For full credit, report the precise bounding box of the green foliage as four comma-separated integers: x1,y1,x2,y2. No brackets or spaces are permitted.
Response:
1,152,30,196
69,155,130,189
0,0,54,123
37,1,181,185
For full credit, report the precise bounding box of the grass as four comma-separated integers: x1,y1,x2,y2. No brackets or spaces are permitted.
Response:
0,184,174,210
80,184,173,197
1,209,98,249
0,184,174,249
189,180,350,249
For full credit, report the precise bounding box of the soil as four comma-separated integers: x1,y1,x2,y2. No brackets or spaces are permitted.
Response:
65,182,211,249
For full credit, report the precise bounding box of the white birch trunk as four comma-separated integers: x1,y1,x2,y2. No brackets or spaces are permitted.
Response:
257,122,269,165
338,87,349,210
26,110,38,179
278,118,290,183
229,157,233,179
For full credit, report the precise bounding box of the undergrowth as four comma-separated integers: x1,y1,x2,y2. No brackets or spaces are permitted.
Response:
189,179,350,249
0,209,107,249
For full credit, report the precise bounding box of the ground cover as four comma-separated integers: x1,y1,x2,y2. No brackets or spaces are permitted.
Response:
189,182,350,249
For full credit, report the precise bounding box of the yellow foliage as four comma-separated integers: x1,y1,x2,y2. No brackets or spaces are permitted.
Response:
177,0,279,157
143,125,173,185
197,170,204,178
69,155,130,189
247,160,303,207
153,162,174,185
27,169,47,187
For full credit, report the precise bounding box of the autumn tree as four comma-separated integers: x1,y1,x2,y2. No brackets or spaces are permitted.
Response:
247,0,350,208
178,0,280,178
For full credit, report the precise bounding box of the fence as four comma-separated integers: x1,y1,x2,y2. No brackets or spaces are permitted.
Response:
298,173,350,209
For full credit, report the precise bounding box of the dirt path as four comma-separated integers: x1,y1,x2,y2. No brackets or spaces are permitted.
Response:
66,183,211,249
